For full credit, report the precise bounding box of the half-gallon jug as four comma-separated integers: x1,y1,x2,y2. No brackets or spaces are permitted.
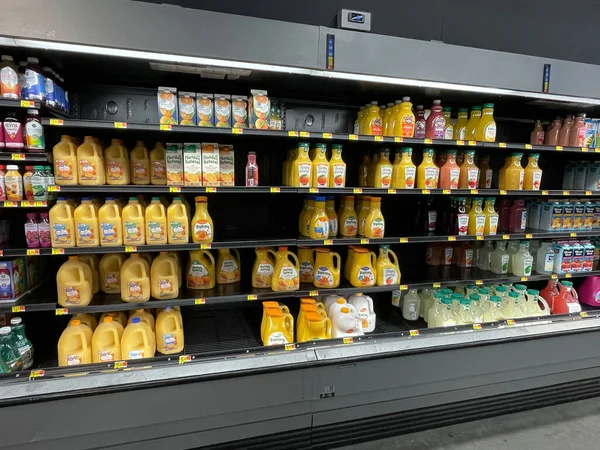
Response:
120,254,151,302
99,253,126,294
121,317,155,360
217,248,241,284
349,248,377,288
252,247,276,288
53,135,78,185
79,254,100,294
298,247,316,283
578,276,600,306
72,313,98,331
167,197,189,244
57,256,93,307
261,302,290,339
272,247,300,292
130,141,150,185
191,196,214,243
298,312,331,342
155,307,184,354
348,293,376,332
328,298,357,319
145,197,167,245
541,279,560,311
331,307,364,338
261,307,294,346
50,197,75,247
376,245,401,286
77,136,105,185
122,197,145,245
313,248,341,289
324,295,345,313
92,316,122,363
553,280,581,314
150,142,167,185
187,249,215,289
98,197,122,246
151,252,179,299
74,198,100,247
58,320,92,366
104,138,130,185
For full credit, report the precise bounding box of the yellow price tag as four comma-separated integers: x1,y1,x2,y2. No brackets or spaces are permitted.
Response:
456,140,465,146
285,343,296,351
160,124,172,131
309,290,319,297
20,100,35,108
51,248,65,255
582,147,589,152
200,243,211,249
520,277,528,282
195,298,206,305
555,146,563,151
525,144,533,149
360,239,370,244
56,308,68,315
20,201,34,207
342,337,354,344
442,189,451,194
374,136,384,142
394,137,403,143
322,133,333,139
309,188,319,193
179,355,192,364
169,186,181,192
563,190,570,195
125,246,137,252
300,131,310,137
470,189,478,194
270,187,280,193
409,330,420,337
468,140,477,146
387,189,397,194
231,128,243,134
422,189,430,194
476,236,484,240
542,190,549,195
114,122,127,129
424,139,433,144
433,282,441,288
580,311,589,318
353,188,362,193
247,294,258,301
29,369,45,378
3,201,16,207
473,323,482,330
551,274,558,279
26,249,39,256
400,238,409,243
114,361,127,369
596,148,600,153
12,306,24,313
349,134,359,140
525,234,533,239
11,153,24,160
566,273,572,278
499,190,507,195
475,280,483,285
586,191,592,196
288,131,299,137
206,187,217,193
502,234,510,240
49,118,64,126
323,239,333,245
448,236,457,241
400,285,408,290
33,201,45,207
506,319,515,326
48,185,60,192
498,142,507,148
570,232,577,237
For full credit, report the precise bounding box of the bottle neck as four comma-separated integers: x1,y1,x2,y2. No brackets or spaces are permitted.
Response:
331,149,342,160
379,153,390,162
464,153,475,165
527,157,539,168
369,201,381,212
446,153,456,164
471,111,482,119
401,152,412,163
195,202,208,213
423,152,434,163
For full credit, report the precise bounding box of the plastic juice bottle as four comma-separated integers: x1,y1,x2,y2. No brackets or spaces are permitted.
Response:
465,106,482,141
145,197,167,245
298,247,316,283
325,197,338,236
150,252,179,299
328,144,346,187
57,256,93,307
483,197,499,235
150,142,166,185
523,153,542,190
367,152,380,187
99,253,125,294
166,197,189,244
58,320,92,366
191,196,213,243
475,103,496,142
364,196,385,238
509,199,528,233
308,196,330,239
121,197,145,245
311,143,329,188
91,317,122,363
382,102,394,136
50,197,75,247
505,153,524,190
74,198,100,247
217,248,241,284
376,245,401,285
339,196,358,237
313,248,341,288
22,165,33,200
363,101,383,136
443,107,454,139
301,197,316,237
298,198,311,237
439,149,460,190
77,136,105,185
558,116,574,146
79,254,100,294
386,100,402,136
490,241,510,274
392,97,415,137
4,165,22,201
187,249,215,289
262,307,294,345
291,142,312,187
282,148,295,186
130,141,150,185
121,318,155,360
354,107,364,135
425,100,446,139
99,311,128,329
392,147,416,189
478,155,493,188
498,156,509,190
372,149,392,188
511,241,534,277
358,153,370,187
98,197,122,246
155,307,184,354
349,247,376,287
9,317,33,369
104,138,130,185
252,247,277,288
453,108,469,140
357,196,370,236
271,247,300,292
417,148,439,189
120,254,151,302
459,150,479,189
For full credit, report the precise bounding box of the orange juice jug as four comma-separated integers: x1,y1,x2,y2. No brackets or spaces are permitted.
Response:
168,251,182,289
339,196,358,237
73,313,98,331
458,149,480,189
358,153,370,187
79,254,100,294
374,149,393,188
57,256,93,307
465,106,482,141
483,197,499,235
187,250,215,289
77,136,105,185
130,141,150,185
468,197,486,236
92,316,122,363
298,246,316,283
325,197,338,236
498,156,510,190
308,196,329,239
261,302,290,339
104,138,130,185
272,246,300,292
475,103,496,142
120,254,151,302
357,197,370,236
298,197,313,237
376,245,401,285
150,142,167,185
344,246,358,281
364,196,385,238
155,307,184,354
313,248,341,288
298,312,331,342
252,247,277,288
290,142,312,187
392,148,416,189
217,248,241,284
98,197,122,246
128,309,155,329
523,153,542,190
367,152,380,187
99,253,126,294
191,196,214,243
453,108,469,140
101,311,128,328
50,197,75,247
58,320,92,366
392,96,415,137
121,318,155,360
505,153,524,190
363,101,383,135
74,198,100,247
328,144,346,187
311,143,329,188
53,135,78,185
145,197,167,245
151,252,179,299
417,148,439,189
478,154,493,188
349,248,377,288
122,197,145,245
439,149,460,190
167,197,189,244
262,307,294,345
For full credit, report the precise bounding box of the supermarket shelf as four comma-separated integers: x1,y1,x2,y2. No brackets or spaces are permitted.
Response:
0,152,49,162
483,141,600,154
49,185,299,194
0,200,50,208
0,98,41,109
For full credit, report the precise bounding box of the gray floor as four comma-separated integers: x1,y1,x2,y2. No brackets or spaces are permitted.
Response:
336,396,600,449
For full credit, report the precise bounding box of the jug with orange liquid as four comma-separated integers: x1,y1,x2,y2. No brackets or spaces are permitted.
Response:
349,247,377,288
363,197,385,238
297,312,331,342
50,197,75,247
58,320,92,366
92,316,122,363
104,138,130,185
57,256,93,307
100,311,128,328
313,248,341,289
99,253,126,294
120,254,151,302
191,196,214,243
98,197,122,246
122,197,145,245
376,245,401,286
151,252,179,299
167,197,189,244
187,249,215,289
74,198,100,247
145,197,167,245
252,247,277,288
217,248,241,284
130,141,150,185
53,135,78,185
298,247,316,283
73,313,98,331
261,306,294,345
272,247,300,292
150,142,167,185
77,136,105,185
121,317,155,360
155,307,184,354
128,309,155,330
79,254,100,294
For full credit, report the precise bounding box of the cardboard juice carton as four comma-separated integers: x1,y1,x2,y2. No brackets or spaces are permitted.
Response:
183,143,203,186
166,143,183,186
214,94,232,128
219,145,235,186
584,119,596,148
232,95,248,129
196,93,214,127
539,201,563,231
157,86,178,125
201,143,220,186
248,89,270,129
178,91,196,126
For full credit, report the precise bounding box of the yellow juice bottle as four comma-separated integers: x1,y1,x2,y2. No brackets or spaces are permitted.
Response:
458,149,480,189
298,197,312,237
167,197,189,244
92,316,122,363
121,318,155,360
262,307,294,345
282,148,296,186
505,153,525,190
53,135,78,185
339,196,358,237
367,152,380,187
358,153,370,187
392,148,416,189
217,248,241,284
349,248,377,287
191,196,214,243
357,196,371,236
478,154,493,188
313,248,341,288
298,247,316,283
130,141,150,185
475,103,496,142
98,197,122,246
363,101,383,136
252,247,277,288
104,138,130,185
99,253,126,294
151,252,179,299
387,100,402,136
290,142,312,187
374,149,393,188
354,107,364,135
465,106,482,141
79,254,100,294
376,245,401,285
328,144,346,187
498,156,510,190
50,197,75,247
77,136,105,185
56,256,93,307
483,197,499,235
325,197,338,236
58,320,92,366
523,153,542,190
468,197,486,236
271,246,300,292
308,196,330,239
382,102,394,136
417,148,439,189
311,143,329,188
364,196,385,238
74,198,100,247
453,108,469,140
150,142,167,185
187,249,215,289
120,254,151,302
145,197,167,245
392,96,415,137
155,307,184,354
122,197,145,246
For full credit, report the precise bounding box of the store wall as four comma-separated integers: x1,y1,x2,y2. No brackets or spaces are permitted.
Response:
137,0,600,66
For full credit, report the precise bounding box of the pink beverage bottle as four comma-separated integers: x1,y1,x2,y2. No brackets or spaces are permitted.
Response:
246,151,258,186
38,212,51,247
414,105,426,138
3,112,23,149
425,100,446,139
24,213,40,248
0,165,5,201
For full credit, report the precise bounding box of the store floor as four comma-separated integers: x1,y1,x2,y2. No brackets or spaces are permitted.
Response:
334,396,600,450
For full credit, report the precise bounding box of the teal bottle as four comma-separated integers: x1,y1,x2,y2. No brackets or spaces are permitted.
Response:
0,326,23,372
10,318,33,369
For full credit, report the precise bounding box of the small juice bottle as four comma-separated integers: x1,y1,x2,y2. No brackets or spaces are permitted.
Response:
167,197,189,243
187,249,215,289
478,155,493,188
325,197,338,236
271,247,300,292
417,148,439,189
308,196,329,239
392,96,415,137
363,101,383,135
453,108,469,140
523,153,542,190
130,141,150,185
392,147,416,189
121,197,145,245
339,196,358,237
5,164,22,201
50,197,75,247
382,102,394,136
467,197,485,236
439,149,460,190
328,144,346,187
311,143,329,188
364,196,385,238
217,248,241,284
74,198,100,247
475,103,496,142
150,142,167,185
290,142,312,187
23,165,34,200
191,196,214,243
505,153,524,190
104,138,130,185
358,153,370,187
458,149,479,189
77,136,105,185
374,149,393,188
483,197,499,235
465,106,482,141
145,197,167,245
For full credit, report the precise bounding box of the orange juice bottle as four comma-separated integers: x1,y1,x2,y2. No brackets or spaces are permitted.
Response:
262,307,294,345
187,249,215,289
382,102,394,136
392,96,415,137
392,148,416,189
50,197,75,247
104,138,130,185
465,106,482,141
363,101,382,135
151,252,179,299
348,248,376,287
92,316,122,363
325,197,338,236
58,320,92,366
120,254,150,302
417,148,439,189
354,107,365,134
121,318,155,360
523,153,542,190
155,307,184,354
505,153,524,190
387,100,402,136
290,142,312,187
130,141,150,185
483,197,499,235
311,143,329,188
364,197,385,238
298,197,313,237
98,197,122,246
328,144,346,187
74,198,100,247
53,135,78,185
308,196,330,239
374,149,393,188
122,197,145,245
376,245,401,285
358,153,370,187
498,156,510,190
339,196,358,237
357,197,370,236
79,254,100,294
439,149,460,190
56,256,93,307
99,253,126,294
77,136,105,185
478,154,493,189
475,103,496,142
282,148,296,186
150,142,167,185
167,197,189,243
191,196,213,243
271,247,300,292
467,197,486,236
458,149,480,189
252,247,277,288
313,248,341,288
145,197,167,245
367,152,380,187
453,108,469,140
217,248,241,284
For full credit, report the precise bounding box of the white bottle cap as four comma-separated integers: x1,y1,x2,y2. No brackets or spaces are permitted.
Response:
370,101,378,105
433,99,441,105
27,57,39,64
6,165,18,170
10,317,22,325
403,96,410,102
1,55,13,62
0,327,10,335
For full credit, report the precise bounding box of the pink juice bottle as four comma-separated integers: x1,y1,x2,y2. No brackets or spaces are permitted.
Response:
425,100,446,140
24,213,39,248
38,212,51,247
414,105,426,138
246,151,258,186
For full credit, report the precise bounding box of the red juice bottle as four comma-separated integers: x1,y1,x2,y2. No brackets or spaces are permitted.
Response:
497,199,511,233
425,100,446,140
245,151,258,186
24,213,39,248
508,199,528,233
38,212,51,247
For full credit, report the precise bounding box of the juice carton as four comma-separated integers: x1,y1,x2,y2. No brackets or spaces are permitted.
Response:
595,119,600,149
562,202,574,230
595,202,600,230
178,91,196,126
196,93,214,127
573,202,585,230
539,201,563,231
214,94,232,128
201,143,220,186
232,95,248,128
0,259,20,300
219,144,235,186
248,89,270,129
583,241,595,271
157,86,178,125
571,241,584,272
183,143,202,186
553,241,573,274
166,143,183,186
583,202,595,231
584,119,596,148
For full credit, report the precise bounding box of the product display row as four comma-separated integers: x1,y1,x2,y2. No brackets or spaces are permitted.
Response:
1,109,45,151
531,114,600,148
1,164,55,201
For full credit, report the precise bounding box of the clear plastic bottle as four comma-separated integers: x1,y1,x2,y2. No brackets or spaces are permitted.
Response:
536,242,555,275
477,241,494,271
490,241,510,274
511,241,534,277
402,289,421,321
506,240,520,273
10,317,33,369
483,296,504,322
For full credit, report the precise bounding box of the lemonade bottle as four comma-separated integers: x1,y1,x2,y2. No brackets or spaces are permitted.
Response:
167,197,189,243
79,254,100,294
99,253,126,294
121,318,155,360
367,152,380,187
490,241,509,274
77,136,105,185
187,249,215,289
468,198,485,236
145,197,167,245
325,197,338,236
475,103,496,142
339,196,358,237
122,197,145,245
465,106,482,141
505,153,524,190
478,154,493,188
74,198,100,247
392,96,415,137
308,196,329,239
98,197,122,246
92,317,122,363
417,148,439,189
382,102,395,136
328,144,346,187
483,197,499,235
458,150,479,189
358,153,370,187
58,320,92,366
363,101,382,135
374,149,393,188
271,247,300,292
50,197,75,247
150,142,167,185
53,135,78,185
511,241,534,277
104,138,130,185
151,252,179,299
392,148,416,189
523,153,542,190
191,196,214,243
453,108,469,140
130,141,150,185
364,196,385,238
252,247,277,288
311,143,329,188
120,254,150,302
216,248,241,284
376,245,401,285
357,196,371,236
56,256,93,307
439,149,460,190
290,142,312,187
155,307,184,354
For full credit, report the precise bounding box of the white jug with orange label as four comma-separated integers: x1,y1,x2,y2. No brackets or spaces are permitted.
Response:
77,136,105,185
104,138,130,185
98,197,123,246
348,293,376,332
151,252,179,299
121,317,155,360
155,307,184,354
145,197,167,245
74,198,100,247
120,254,150,302
79,254,100,294
58,319,92,366
99,253,126,294
92,316,122,363
53,135,78,185
57,256,93,307
50,197,76,247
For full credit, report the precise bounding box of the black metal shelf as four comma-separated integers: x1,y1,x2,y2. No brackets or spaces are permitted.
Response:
0,200,50,208
0,98,71,119
0,152,49,163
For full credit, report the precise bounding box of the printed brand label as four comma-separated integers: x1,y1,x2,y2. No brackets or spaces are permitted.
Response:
169,221,187,241
163,333,177,351
315,163,329,187
519,171,524,190
449,168,460,189
53,224,72,244
77,224,94,244
0,67,19,98
25,121,44,149
79,160,97,181
267,332,289,346
159,279,173,297
107,161,124,180
415,119,426,138
523,257,533,276
153,161,166,180
432,116,445,139
124,222,142,242
370,117,382,135
132,163,148,181
276,265,299,291
464,249,474,267
475,216,486,236
370,218,385,237
314,266,334,287
220,259,239,273
425,247,433,263
382,267,399,285
404,167,416,188
100,350,115,362
457,214,469,235
467,168,479,189
67,354,82,366
532,172,542,190
313,216,329,238
3,121,22,147
253,261,274,287
401,115,414,137
127,281,144,300
520,211,528,231
444,247,453,264
501,254,509,273
379,165,392,188
25,69,46,100
105,272,119,290
188,261,210,288
328,215,338,236
485,169,493,188
56,160,74,181
427,211,437,231
298,163,311,186
147,221,165,241
299,260,314,282
64,286,81,305
357,266,375,286
484,123,497,141
332,164,346,186
343,216,358,235
193,220,212,241
444,124,454,140
128,350,144,359
424,167,439,188
488,216,499,235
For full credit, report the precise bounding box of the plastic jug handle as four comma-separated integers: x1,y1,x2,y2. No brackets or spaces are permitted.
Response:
204,250,216,267
267,248,277,262
232,248,241,264
332,252,341,275
324,317,332,339
388,249,399,265
284,313,294,335
288,251,300,268
370,252,377,269
536,294,551,313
